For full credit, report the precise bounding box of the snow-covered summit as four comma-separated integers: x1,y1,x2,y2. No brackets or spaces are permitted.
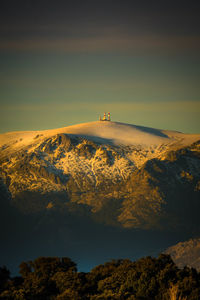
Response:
60,121,199,147
0,121,199,154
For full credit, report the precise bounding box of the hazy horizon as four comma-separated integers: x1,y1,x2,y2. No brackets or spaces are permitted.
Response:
0,0,200,134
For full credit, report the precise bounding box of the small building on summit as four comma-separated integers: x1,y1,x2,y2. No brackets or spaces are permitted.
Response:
99,112,111,121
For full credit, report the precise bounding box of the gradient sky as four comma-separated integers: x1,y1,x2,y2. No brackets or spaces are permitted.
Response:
0,0,200,133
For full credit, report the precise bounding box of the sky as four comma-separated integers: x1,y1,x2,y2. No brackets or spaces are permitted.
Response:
0,0,200,134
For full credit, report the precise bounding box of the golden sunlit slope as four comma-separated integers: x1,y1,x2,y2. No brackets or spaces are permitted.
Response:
0,121,199,156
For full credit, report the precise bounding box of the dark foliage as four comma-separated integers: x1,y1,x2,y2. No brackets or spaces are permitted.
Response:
0,254,200,299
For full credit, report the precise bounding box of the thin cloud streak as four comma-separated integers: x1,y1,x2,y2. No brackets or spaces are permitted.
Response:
2,101,200,113
1,34,200,54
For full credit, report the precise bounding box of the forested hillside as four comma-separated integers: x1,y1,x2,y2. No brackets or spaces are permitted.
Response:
0,254,200,299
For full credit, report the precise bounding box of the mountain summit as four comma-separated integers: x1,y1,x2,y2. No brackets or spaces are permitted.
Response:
0,121,199,151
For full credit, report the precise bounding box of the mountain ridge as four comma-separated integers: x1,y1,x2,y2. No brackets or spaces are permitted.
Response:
165,237,200,271
1,121,199,153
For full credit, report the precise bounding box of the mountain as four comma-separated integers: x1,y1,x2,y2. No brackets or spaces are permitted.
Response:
0,121,200,272
165,237,200,271
1,121,199,228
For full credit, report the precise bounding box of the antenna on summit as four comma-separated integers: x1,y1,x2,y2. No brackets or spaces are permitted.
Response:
99,112,111,121
103,112,107,121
